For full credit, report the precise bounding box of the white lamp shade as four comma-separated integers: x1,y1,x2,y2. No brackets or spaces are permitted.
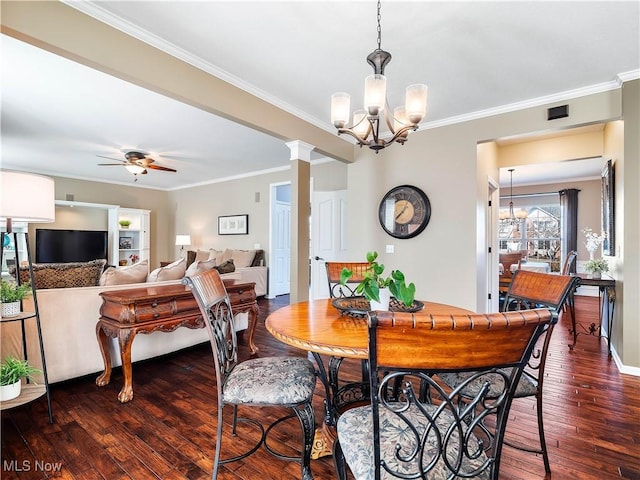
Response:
393,106,409,135
364,74,386,116
175,234,191,246
1,171,55,223
352,110,369,137
405,83,428,124
331,92,351,128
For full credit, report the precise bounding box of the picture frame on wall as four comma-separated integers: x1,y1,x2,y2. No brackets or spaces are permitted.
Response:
218,214,249,235
601,159,615,256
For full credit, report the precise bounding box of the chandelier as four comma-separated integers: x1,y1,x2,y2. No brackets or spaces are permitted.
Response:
501,168,528,226
330,0,428,153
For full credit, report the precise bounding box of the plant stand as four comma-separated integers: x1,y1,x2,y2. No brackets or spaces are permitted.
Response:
0,231,53,423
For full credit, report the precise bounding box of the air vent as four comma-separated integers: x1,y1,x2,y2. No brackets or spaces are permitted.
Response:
547,105,569,120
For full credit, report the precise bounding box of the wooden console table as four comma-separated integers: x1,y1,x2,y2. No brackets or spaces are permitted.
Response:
95,280,259,402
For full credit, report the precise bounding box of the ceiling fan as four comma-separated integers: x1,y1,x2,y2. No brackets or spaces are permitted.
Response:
97,151,177,178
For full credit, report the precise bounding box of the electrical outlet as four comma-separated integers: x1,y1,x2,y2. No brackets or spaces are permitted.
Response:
385,244,394,253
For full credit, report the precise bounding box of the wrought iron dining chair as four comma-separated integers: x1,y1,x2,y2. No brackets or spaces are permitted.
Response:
325,261,370,298
439,270,579,475
323,261,373,415
561,250,578,275
183,269,317,480
333,308,554,480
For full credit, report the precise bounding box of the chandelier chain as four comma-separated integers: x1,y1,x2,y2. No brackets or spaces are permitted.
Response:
376,0,382,51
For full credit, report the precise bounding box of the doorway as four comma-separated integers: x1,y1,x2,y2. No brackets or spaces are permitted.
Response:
268,182,291,298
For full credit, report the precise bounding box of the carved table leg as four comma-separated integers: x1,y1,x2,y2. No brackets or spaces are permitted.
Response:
95,321,113,386
247,302,260,355
117,328,136,403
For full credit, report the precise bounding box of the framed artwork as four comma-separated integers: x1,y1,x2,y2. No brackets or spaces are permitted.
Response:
218,214,249,235
601,159,615,256
119,237,133,249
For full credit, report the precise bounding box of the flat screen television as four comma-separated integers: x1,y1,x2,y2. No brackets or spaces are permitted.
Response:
36,229,109,263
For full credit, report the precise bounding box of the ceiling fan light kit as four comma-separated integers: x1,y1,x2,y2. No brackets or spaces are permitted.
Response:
330,0,428,153
97,150,177,181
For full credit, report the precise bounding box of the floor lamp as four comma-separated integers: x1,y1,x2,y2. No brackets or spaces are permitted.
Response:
1,170,56,422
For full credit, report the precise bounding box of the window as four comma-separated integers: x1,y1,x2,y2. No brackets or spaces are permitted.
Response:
499,193,561,272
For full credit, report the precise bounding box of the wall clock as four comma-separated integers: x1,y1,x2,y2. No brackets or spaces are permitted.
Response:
378,185,431,239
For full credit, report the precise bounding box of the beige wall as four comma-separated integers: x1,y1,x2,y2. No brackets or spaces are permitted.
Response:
498,129,604,167
616,78,640,370
346,88,623,314
168,160,347,266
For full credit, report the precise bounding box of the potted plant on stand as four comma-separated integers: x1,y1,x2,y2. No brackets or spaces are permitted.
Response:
340,251,416,310
584,257,609,279
0,356,41,401
1,279,31,317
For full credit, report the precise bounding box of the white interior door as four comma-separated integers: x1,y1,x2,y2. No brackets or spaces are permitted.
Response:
310,190,348,300
271,199,291,297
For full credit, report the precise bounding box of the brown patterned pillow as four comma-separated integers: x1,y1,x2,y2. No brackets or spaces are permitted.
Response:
14,259,107,289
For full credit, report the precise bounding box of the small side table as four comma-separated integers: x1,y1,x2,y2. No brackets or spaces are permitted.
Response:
570,273,616,355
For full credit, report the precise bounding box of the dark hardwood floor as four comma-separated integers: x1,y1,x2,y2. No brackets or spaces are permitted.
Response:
2,295,639,479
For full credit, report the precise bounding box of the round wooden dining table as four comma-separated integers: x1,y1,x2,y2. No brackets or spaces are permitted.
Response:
265,298,473,458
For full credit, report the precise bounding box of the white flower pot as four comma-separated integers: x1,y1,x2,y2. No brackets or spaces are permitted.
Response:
370,288,391,311
0,380,21,401
1,301,21,318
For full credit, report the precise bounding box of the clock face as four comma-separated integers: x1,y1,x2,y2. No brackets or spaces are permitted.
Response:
378,185,431,239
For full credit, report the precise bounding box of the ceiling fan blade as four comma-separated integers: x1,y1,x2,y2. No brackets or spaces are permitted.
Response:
96,154,124,162
147,165,177,172
97,163,126,166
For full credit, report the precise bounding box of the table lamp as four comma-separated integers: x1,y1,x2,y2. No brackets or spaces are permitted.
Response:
175,234,191,253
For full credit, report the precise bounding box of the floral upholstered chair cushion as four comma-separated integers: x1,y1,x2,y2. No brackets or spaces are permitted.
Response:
337,402,490,480
222,356,317,404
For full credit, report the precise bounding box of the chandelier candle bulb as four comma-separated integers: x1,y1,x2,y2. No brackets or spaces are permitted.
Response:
405,84,428,123
331,92,351,128
353,110,370,137
393,107,409,138
364,74,387,115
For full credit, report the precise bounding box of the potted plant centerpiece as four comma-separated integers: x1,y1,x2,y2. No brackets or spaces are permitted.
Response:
340,251,416,310
584,257,609,279
1,279,31,317
0,356,41,401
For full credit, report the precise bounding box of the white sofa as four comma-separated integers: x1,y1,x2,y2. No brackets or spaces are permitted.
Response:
1,269,263,385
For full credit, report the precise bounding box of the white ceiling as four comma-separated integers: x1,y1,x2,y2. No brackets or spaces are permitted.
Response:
1,1,638,190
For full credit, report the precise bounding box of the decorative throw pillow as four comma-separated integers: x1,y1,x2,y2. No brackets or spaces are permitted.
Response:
214,259,235,274
100,260,149,286
230,249,256,268
194,250,210,262
147,257,186,282
185,259,217,277
14,259,107,289
208,249,224,264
